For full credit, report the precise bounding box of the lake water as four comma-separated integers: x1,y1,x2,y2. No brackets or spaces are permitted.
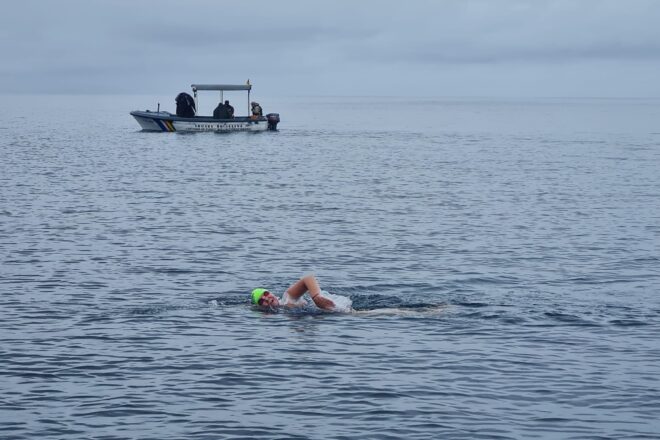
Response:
1,95,659,439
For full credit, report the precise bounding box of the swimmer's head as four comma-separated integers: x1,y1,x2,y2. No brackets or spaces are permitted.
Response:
251,288,279,307
251,288,266,305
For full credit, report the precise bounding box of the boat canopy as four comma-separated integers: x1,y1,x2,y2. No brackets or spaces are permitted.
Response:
191,84,251,91
189,82,254,117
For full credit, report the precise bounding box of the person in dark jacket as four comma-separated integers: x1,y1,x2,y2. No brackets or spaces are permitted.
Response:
175,92,196,117
225,100,234,118
213,102,229,119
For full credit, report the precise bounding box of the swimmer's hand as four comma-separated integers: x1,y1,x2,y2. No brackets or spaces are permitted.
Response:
312,294,335,311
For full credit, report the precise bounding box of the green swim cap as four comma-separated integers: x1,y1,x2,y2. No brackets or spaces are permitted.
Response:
251,288,268,305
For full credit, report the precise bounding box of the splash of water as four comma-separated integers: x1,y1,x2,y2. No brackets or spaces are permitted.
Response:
323,290,353,313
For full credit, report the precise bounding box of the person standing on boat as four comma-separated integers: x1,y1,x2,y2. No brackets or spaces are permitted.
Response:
251,101,263,118
175,92,196,117
225,100,234,118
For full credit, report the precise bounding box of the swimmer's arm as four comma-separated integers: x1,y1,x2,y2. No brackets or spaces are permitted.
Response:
286,274,335,310
285,274,320,300
311,295,335,310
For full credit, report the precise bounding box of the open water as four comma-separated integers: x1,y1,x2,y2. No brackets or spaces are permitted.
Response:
1,95,660,439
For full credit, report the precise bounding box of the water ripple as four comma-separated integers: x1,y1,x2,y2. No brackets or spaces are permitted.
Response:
1,96,660,439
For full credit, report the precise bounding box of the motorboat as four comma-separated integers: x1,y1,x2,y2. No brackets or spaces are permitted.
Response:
130,82,280,132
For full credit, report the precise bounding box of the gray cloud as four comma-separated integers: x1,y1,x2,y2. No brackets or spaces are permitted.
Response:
1,0,659,97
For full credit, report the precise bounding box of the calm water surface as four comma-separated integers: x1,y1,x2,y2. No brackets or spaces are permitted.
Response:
1,95,660,439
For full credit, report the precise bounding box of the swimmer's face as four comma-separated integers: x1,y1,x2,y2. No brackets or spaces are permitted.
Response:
258,291,279,308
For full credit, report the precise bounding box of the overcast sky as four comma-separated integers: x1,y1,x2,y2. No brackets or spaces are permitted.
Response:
2,0,659,97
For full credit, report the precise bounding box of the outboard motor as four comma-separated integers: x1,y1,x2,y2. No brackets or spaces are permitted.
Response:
266,113,280,131
175,92,196,117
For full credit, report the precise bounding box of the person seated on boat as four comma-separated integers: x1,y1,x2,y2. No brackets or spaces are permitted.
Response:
175,92,196,117
251,101,263,119
225,100,234,119
213,102,230,119
251,274,335,311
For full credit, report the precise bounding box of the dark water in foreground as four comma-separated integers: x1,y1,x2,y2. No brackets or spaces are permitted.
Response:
1,95,660,439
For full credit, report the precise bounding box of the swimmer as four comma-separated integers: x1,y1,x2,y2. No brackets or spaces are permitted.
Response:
251,274,335,311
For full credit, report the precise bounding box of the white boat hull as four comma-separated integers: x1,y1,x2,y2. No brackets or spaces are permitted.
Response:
130,111,279,133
